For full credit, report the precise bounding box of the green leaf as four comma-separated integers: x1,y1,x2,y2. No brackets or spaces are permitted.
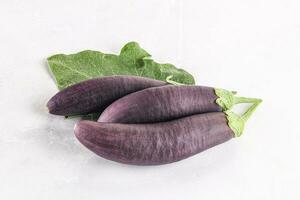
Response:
47,42,195,90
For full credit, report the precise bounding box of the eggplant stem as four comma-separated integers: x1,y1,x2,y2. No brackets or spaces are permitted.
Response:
241,99,262,122
233,96,261,104
225,99,262,137
215,88,262,111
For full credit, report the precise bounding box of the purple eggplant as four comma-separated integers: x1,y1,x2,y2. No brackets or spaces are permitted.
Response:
47,75,167,116
75,101,261,165
98,85,259,124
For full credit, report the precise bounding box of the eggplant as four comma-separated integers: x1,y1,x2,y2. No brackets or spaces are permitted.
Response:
75,100,261,165
47,75,167,116
98,85,260,124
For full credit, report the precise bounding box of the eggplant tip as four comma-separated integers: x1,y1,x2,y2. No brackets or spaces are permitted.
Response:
74,123,78,131
46,100,53,112
44,105,50,112
74,122,81,139
74,121,84,137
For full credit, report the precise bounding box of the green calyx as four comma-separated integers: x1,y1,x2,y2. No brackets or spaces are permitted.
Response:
225,99,262,137
215,88,236,110
215,88,261,111
215,88,262,137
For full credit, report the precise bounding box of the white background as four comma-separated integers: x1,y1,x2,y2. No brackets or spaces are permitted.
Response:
0,0,299,199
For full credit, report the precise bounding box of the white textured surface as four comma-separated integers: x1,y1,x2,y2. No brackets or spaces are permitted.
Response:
0,0,299,199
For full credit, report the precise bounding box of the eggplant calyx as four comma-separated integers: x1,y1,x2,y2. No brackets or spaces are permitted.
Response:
215,88,261,111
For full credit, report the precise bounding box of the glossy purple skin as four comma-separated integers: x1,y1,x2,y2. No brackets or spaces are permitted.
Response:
98,85,221,124
75,112,234,165
47,75,167,116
